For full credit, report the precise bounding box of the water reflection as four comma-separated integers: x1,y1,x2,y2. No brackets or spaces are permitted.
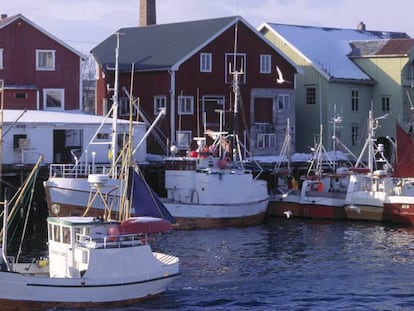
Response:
11,217,414,310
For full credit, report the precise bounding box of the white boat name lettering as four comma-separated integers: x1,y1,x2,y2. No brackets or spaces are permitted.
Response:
50,249,68,257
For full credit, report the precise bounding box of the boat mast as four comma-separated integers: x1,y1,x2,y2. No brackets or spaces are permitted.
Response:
1,190,10,271
111,32,121,176
230,21,243,164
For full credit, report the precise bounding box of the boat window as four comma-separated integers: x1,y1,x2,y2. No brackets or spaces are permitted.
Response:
48,223,53,240
62,226,71,244
53,224,61,242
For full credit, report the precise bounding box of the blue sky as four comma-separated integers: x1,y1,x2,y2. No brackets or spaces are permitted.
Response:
2,0,414,53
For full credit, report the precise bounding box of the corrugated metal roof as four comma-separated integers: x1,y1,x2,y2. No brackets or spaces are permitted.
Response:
3,109,134,125
377,38,414,55
349,38,414,57
348,40,388,57
91,16,240,72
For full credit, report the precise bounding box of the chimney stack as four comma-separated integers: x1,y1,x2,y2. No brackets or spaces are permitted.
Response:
1,14,8,20
357,22,366,31
139,0,156,27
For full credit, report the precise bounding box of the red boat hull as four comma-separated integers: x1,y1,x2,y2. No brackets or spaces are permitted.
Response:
383,203,414,225
301,204,346,220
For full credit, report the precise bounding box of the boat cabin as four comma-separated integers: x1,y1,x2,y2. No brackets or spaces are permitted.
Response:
47,217,135,278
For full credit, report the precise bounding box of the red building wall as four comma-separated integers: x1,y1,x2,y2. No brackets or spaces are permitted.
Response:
96,21,296,154
0,16,81,110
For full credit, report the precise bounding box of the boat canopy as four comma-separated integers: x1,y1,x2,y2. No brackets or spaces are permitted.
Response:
130,169,176,224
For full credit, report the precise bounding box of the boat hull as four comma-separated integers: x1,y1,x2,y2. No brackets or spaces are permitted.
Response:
344,204,384,221
267,193,301,218
300,193,346,220
383,202,414,225
300,203,346,220
163,199,268,229
44,177,122,217
0,271,178,310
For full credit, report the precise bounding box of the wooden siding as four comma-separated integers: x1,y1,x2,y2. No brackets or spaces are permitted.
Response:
97,21,296,156
0,16,81,110
262,27,373,155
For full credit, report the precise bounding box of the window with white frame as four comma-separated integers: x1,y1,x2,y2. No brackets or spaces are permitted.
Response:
225,53,246,83
36,50,55,71
154,96,167,115
276,94,290,111
257,133,276,149
200,53,212,72
178,95,194,115
260,54,271,73
0,48,3,69
176,130,192,149
44,89,64,110
118,96,137,117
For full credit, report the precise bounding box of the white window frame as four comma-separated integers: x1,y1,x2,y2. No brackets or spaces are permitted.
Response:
260,54,271,73
178,95,194,115
276,94,290,111
176,130,192,149
118,96,138,117
200,53,212,72
0,48,3,69
257,133,276,149
43,88,64,110
225,53,246,84
154,95,167,115
36,49,55,71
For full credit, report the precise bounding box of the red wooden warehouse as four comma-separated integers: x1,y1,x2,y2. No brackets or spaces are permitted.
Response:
0,14,84,111
92,16,299,156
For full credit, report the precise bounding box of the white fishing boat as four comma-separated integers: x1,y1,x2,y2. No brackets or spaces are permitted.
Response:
267,119,301,218
1,57,180,306
0,159,179,308
43,34,165,219
298,124,351,220
162,57,268,229
344,110,394,221
163,142,269,229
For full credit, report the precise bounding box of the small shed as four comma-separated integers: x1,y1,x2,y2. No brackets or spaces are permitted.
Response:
1,110,146,165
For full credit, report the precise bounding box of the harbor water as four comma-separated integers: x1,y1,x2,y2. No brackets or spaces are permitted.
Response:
18,217,414,310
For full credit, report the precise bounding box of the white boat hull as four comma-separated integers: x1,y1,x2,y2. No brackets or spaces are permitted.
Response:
0,269,178,309
0,217,180,309
163,160,269,229
44,177,123,217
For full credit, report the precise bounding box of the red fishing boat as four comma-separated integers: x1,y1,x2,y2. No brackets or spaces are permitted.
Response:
383,123,414,225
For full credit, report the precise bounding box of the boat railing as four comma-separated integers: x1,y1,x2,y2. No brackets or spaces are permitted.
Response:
75,232,147,249
48,163,116,178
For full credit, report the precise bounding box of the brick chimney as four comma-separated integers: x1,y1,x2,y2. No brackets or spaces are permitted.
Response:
357,21,366,31
139,0,156,26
